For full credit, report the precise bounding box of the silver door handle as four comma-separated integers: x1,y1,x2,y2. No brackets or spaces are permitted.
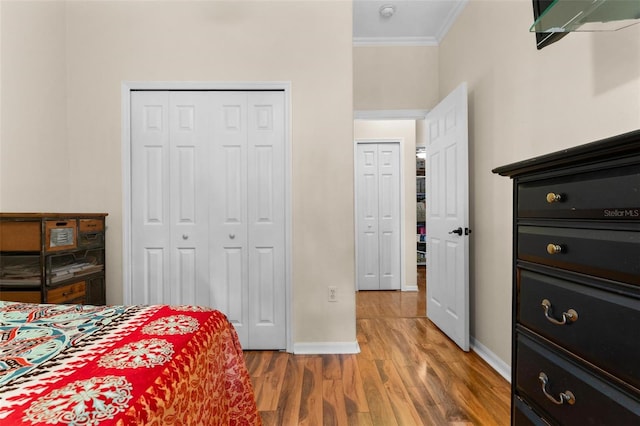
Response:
229,234,235,239
449,227,463,236
182,234,189,240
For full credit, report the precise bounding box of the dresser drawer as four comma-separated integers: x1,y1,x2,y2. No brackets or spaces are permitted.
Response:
78,231,104,249
0,220,41,251
0,290,41,303
517,164,640,219
516,333,640,425
79,219,104,232
518,269,640,390
518,226,640,285
513,397,550,426
45,220,77,252
47,281,86,304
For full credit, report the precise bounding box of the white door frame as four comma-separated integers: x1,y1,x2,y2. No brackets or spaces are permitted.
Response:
121,81,293,352
354,138,405,291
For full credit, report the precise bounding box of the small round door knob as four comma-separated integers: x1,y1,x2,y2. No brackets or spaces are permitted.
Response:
182,234,189,240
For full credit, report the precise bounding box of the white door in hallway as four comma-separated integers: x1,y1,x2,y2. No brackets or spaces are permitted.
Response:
356,142,401,290
426,82,470,351
130,90,286,350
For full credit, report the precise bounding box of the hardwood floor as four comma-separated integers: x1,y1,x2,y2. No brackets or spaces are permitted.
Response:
244,267,510,425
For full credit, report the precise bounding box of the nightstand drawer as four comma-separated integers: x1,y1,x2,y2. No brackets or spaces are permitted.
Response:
0,220,41,251
47,281,85,304
518,225,640,285
45,220,77,252
0,290,41,303
516,333,640,426
78,231,104,249
79,219,104,233
517,164,640,219
518,269,640,390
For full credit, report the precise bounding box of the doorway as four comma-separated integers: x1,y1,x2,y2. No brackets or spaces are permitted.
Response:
354,117,426,316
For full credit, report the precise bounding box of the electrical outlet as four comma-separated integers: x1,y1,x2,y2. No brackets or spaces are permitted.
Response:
328,286,337,302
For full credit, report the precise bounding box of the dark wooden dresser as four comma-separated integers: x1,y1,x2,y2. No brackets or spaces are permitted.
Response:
493,130,640,425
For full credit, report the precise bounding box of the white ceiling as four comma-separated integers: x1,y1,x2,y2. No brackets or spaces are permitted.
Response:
353,0,468,45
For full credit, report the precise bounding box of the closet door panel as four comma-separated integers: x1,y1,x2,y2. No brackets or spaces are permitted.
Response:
210,92,249,343
131,91,171,305
175,248,196,305
222,247,245,336
357,144,380,290
169,92,211,306
378,144,400,290
143,248,165,305
248,91,286,349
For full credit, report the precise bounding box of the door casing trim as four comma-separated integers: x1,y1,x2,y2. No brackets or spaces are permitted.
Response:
121,81,293,352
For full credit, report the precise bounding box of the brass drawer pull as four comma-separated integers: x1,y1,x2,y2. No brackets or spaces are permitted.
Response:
546,243,563,255
538,372,576,405
541,299,578,325
546,192,563,203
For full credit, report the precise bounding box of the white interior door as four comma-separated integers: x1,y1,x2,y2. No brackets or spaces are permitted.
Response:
356,142,401,291
426,83,470,351
210,91,286,350
131,89,286,350
131,91,211,307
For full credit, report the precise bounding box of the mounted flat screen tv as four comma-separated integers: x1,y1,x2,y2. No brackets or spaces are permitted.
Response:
532,0,568,49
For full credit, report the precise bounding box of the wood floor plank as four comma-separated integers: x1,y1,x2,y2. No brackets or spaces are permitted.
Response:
273,356,306,425
255,351,289,411
298,357,323,425
359,359,398,426
323,354,342,380
395,362,439,407
322,379,348,426
340,354,369,414
250,349,274,377
446,373,509,426
348,412,374,426
376,359,424,425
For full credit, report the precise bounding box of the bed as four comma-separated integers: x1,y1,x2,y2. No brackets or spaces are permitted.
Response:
0,301,261,425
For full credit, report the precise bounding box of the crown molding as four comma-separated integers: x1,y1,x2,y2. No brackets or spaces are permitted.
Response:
354,110,429,120
353,36,438,47
353,0,469,47
435,0,469,42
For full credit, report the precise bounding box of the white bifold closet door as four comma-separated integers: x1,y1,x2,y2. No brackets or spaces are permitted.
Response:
130,90,286,350
356,143,401,290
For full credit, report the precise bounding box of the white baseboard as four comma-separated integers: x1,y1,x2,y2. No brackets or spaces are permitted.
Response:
402,285,419,292
470,337,511,383
293,341,361,355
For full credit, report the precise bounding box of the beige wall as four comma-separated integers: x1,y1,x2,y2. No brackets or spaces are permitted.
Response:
353,119,418,289
439,0,640,364
0,1,69,211
354,45,439,110
1,1,356,347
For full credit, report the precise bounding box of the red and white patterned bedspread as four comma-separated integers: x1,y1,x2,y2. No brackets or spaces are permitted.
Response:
0,301,261,425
